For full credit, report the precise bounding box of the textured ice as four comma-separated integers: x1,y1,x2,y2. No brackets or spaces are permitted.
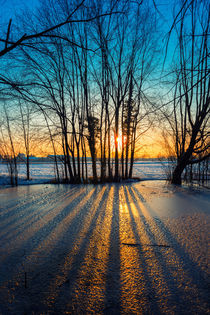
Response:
0,181,209,314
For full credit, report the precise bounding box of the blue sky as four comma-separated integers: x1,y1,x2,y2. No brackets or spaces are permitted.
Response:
0,0,176,55
0,0,39,25
0,0,174,24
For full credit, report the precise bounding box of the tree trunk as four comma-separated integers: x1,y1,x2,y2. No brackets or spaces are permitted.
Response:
171,161,187,185
26,154,30,180
90,142,98,183
114,108,119,180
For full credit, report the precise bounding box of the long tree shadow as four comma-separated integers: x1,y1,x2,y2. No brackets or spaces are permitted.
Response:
125,186,193,313
122,185,163,314
0,184,66,218
0,186,82,241
56,185,116,313
0,186,94,284
40,185,109,314
131,184,210,312
0,185,106,314
0,183,209,314
103,184,121,314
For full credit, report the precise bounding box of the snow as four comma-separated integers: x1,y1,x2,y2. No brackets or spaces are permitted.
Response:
0,163,58,186
0,180,209,314
0,160,169,187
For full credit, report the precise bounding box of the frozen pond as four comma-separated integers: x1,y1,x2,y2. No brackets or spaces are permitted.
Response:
0,181,209,314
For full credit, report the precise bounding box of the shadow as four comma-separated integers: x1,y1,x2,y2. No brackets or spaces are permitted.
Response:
0,186,93,283
0,186,82,240
130,185,210,312
0,184,64,217
41,185,108,313
103,184,121,314
56,185,115,313
126,186,189,311
0,185,106,314
0,183,209,314
122,185,163,314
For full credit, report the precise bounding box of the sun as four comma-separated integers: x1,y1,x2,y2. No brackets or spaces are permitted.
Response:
115,135,123,151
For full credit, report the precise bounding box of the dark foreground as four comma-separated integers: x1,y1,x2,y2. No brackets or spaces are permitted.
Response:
0,181,209,314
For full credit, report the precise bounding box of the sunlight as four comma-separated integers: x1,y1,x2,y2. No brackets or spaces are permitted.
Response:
129,186,202,307
27,188,94,261
70,187,114,312
1,183,209,313
119,186,151,313
124,186,175,311
45,186,107,308
0,187,85,252
112,132,123,153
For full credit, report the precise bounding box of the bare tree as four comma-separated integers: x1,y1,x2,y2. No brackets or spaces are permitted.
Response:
0,0,159,185
0,0,122,57
1,104,18,185
168,0,209,184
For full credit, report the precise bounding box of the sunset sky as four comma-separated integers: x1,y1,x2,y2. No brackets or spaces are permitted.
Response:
0,0,190,159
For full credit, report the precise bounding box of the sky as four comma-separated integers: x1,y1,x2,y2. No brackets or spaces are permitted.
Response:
0,0,38,23
0,0,175,27
0,0,177,66
0,0,180,158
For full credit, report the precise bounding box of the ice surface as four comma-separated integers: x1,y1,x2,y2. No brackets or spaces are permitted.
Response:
0,181,209,314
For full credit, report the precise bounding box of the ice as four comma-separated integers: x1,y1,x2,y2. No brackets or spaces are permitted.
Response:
0,181,209,314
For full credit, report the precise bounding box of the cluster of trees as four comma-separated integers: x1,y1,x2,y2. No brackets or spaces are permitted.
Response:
0,0,209,185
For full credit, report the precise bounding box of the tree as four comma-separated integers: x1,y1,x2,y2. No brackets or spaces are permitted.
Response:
169,0,209,184
0,0,121,58
18,100,32,180
1,104,18,185
0,0,159,185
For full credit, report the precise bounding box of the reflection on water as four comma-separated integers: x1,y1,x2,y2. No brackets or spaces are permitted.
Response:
0,182,209,314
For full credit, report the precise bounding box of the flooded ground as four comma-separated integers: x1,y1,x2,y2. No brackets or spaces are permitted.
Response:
0,181,209,314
